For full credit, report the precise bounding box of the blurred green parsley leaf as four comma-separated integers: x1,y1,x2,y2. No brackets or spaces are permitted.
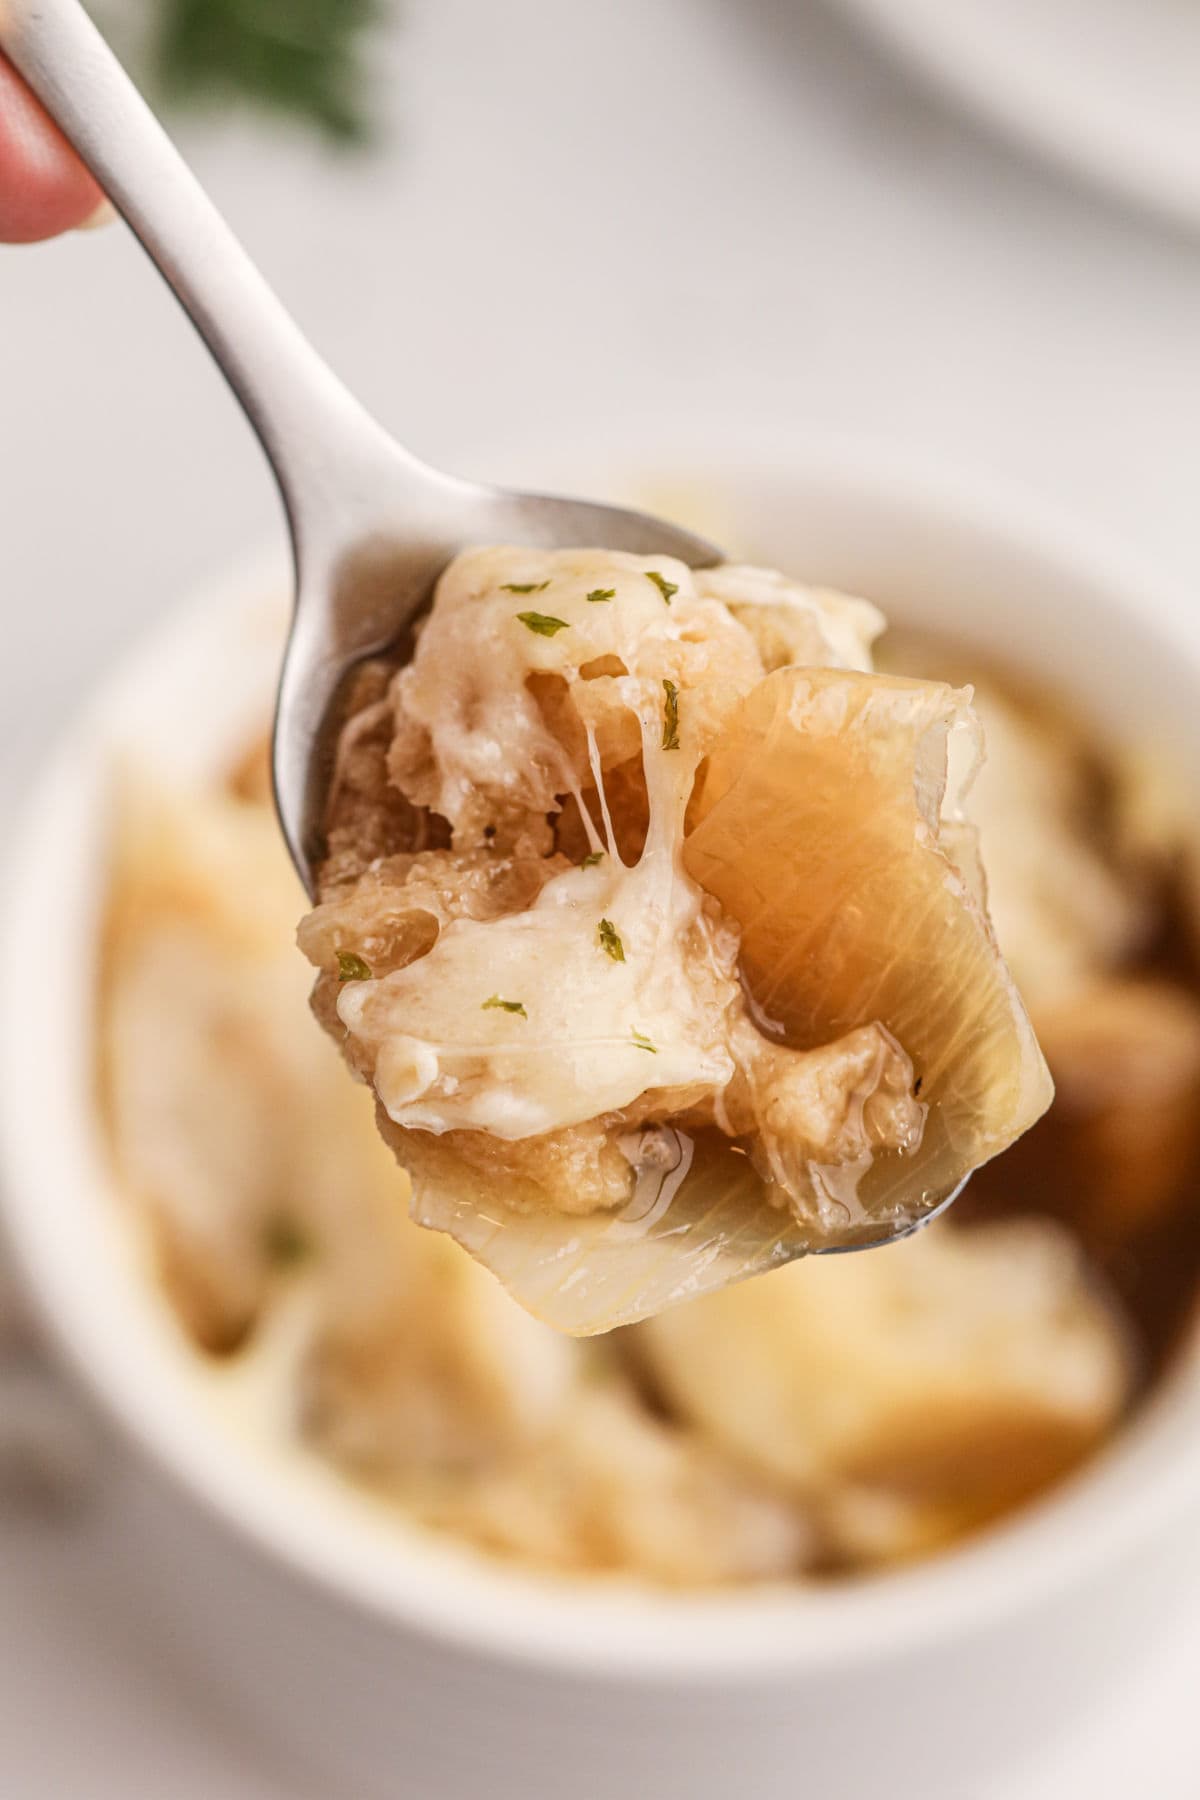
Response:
153,0,383,143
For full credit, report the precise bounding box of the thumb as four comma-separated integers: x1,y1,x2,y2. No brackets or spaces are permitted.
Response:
0,57,106,243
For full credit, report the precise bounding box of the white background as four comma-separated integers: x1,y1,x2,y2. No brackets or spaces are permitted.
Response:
2,0,1199,1792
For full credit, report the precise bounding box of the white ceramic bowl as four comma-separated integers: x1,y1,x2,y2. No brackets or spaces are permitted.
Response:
3,436,1200,1800
832,0,1200,231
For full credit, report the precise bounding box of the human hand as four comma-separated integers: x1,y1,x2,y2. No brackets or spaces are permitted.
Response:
0,56,104,241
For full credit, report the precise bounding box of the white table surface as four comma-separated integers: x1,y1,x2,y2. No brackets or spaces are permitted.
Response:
3,0,1200,1792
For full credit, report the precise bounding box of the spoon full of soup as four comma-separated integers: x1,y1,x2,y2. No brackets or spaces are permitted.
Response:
1,0,1052,1329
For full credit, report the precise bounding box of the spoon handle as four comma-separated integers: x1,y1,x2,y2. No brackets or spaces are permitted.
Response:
0,0,393,533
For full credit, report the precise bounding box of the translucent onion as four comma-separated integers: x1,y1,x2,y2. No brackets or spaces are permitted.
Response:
412,668,1052,1334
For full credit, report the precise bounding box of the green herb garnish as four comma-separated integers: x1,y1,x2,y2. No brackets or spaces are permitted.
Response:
154,0,380,143
336,950,372,982
263,1215,313,1269
586,587,616,604
631,1028,658,1054
598,918,625,962
645,570,678,605
502,581,551,594
661,678,681,751
516,610,571,637
582,851,605,868
482,995,528,1018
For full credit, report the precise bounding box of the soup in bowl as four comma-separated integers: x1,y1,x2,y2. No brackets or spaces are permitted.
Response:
3,439,1199,1799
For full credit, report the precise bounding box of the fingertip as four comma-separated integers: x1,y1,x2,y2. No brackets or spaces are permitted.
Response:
0,59,104,243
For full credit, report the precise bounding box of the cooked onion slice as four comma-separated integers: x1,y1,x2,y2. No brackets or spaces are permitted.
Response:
400,668,1051,1335
405,1123,845,1335
684,668,1053,1224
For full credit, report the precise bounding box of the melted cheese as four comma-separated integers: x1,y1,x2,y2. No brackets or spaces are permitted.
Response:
337,550,753,1140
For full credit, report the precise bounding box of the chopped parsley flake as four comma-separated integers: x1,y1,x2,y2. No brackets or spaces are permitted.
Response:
661,678,681,750
598,918,625,962
336,950,372,982
483,995,528,1018
631,1028,658,1054
501,580,550,594
645,570,678,605
516,610,571,637
263,1216,312,1269
586,587,616,604
582,851,605,868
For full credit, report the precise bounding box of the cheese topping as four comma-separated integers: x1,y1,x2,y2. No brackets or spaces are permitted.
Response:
333,549,873,1145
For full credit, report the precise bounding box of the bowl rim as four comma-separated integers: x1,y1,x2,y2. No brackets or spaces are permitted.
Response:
4,431,1200,1683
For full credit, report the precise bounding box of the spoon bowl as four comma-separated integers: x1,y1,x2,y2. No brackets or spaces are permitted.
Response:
274,454,722,894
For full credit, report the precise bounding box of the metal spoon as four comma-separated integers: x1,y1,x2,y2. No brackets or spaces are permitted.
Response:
2,3,973,1257
0,0,721,899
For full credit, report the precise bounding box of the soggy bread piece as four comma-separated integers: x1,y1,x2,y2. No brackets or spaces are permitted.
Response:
407,1382,809,1585
101,774,324,1351
301,548,1050,1332
880,642,1200,1262
979,978,1200,1245
101,771,803,1583
964,685,1147,1007
637,1216,1133,1565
